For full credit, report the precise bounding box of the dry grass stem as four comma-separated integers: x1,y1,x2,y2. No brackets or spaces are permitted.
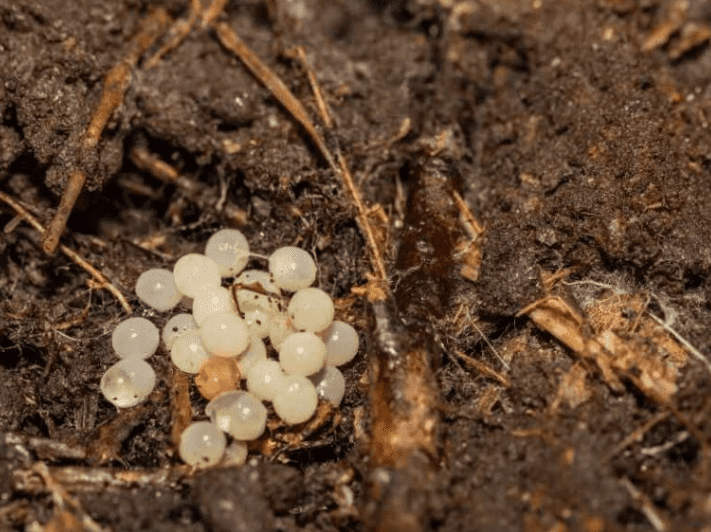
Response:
215,22,388,283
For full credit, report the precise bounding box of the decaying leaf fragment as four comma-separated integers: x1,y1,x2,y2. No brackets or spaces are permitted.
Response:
519,288,686,403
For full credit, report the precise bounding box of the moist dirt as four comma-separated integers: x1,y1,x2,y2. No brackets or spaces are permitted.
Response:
3,0,711,531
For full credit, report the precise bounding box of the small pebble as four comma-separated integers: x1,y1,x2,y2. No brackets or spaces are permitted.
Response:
173,253,221,298
196,356,242,400
205,229,250,277
135,268,182,311
279,332,326,376
206,390,267,441
309,366,346,406
162,313,198,350
288,287,334,332
112,317,159,360
179,421,226,467
321,320,359,366
273,375,318,424
100,358,156,408
269,246,316,292
200,312,250,357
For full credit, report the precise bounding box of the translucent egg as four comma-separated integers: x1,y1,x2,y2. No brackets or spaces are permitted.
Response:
162,314,198,350
200,312,250,357
135,268,182,311
192,286,237,325
100,358,156,408
112,317,160,359
309,366,346,406
246,359,286,401
268,246,317,292
234,288,281,316
273,375,318,424
243,308,270,339
268,313,297,351
206,390,267,441
171,330,212,374
205,229,250,277
222,441,248,467
179,421,226,467
278,332,326,376
287,288,334,332
173,253,221,298
196,356,241,400
236,270,281,295
236,336,267,376
320,321,359,366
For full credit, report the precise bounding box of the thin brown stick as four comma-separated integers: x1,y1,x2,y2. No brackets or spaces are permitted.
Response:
294,46,334,129
43,8,170,255
0,191,132,314
214,23,388,282
200,0,229,28
43,169,86,254
128,145,248,225
453,349,511,388
170,369,193,450
145,0,200,68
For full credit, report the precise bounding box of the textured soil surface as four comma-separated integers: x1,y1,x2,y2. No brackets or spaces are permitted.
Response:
3,0,711,531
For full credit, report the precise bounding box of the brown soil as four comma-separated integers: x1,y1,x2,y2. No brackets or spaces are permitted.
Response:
3,0,711,530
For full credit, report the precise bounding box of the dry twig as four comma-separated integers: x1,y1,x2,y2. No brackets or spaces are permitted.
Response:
43,8,170,255
0,191,132,313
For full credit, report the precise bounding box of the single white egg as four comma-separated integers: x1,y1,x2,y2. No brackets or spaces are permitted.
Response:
171,330,212,374
246,359,286,401
267,313,297,351
273,375,318,424
192,286,237,325
309,366,346,406
278,332,326,376
179,421,226,467
287,287,334,332
162,313,198,350
200,312,250,357
206,390,267,441
243,308,270,339
268,246,316,292
221,441,248,467
320,320,359,366
236,336,267,376
205,229,250,277
112,317,159,360
135,268,182,311
100,358,156,408
173,253,221,298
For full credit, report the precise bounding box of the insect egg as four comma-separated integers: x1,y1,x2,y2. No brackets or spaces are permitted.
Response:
112,317,159,360
100,358,156,408
179,421,226,467
135,268,182,311
205,229,250,277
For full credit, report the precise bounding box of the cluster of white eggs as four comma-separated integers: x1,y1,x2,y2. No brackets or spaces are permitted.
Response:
99,229,359,468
